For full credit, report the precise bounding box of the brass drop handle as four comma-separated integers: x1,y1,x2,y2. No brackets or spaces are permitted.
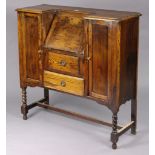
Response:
60,81,66,87
59,60,67,67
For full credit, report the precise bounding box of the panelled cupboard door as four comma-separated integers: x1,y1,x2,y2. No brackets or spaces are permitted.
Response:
18,12,42,86
85,20,110,101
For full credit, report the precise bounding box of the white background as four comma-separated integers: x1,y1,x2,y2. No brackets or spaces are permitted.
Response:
2,0,150,155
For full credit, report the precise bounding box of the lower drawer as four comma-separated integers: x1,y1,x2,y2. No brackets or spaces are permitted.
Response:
44,71,84,96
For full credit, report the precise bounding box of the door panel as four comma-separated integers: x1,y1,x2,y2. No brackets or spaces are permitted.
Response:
23,13,41,84
92,24,108,96
25,15,40,80
87,21,109,100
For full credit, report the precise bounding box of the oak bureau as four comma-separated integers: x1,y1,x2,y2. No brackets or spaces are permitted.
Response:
16,4,141,149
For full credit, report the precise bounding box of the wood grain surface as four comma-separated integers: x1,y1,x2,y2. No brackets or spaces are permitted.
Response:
44,71,84,96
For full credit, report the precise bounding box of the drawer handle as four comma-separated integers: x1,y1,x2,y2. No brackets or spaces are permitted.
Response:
59,60,67,67
60,81,66,87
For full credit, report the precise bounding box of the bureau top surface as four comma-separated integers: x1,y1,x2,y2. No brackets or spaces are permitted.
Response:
16,4,141,21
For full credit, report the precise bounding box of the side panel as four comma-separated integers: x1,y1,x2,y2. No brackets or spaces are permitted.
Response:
42,12,55,42
18,12,25,87
119,18,139,104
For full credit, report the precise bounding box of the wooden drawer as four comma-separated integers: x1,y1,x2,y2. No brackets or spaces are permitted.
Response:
45,51,79,76
44,71,84,96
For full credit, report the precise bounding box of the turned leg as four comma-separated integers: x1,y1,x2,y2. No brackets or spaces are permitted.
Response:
44,88,49,105
21,87,28,120
111,113,118,149
131,98,137,134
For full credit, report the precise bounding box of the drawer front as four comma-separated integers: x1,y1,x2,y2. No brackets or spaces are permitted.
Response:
44,71,84,96
45,51,79,76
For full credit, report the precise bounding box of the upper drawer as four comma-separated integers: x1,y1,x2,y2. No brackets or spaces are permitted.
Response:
44,51,79,76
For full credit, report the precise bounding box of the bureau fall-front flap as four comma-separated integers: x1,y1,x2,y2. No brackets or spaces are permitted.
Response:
44,11,85,54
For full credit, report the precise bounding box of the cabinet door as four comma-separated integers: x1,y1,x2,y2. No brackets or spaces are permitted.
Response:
18,12,55,87
86,20,110,100
18,13,42,86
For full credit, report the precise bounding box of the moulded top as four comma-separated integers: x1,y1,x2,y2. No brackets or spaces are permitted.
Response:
16,4,141,21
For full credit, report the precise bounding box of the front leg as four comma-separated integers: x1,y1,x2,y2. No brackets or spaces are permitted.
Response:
111,113,119,149
131,98,137,134
21,87,28,120
44,88,49,105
